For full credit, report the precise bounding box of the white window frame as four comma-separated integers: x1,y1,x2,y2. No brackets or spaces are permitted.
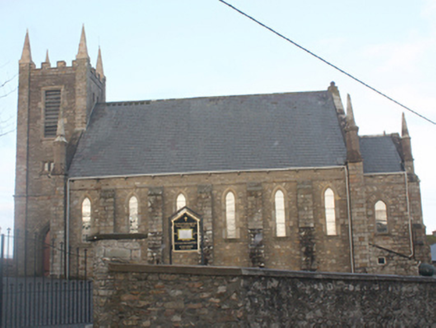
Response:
324,188,336,235
274,190,286,237
82,198,91,242
129,196,139,233
176,193,186,211
225,191,236,239
375,200,388,233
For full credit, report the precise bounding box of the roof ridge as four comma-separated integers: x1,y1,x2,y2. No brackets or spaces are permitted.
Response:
103,90,329,107
360,134,395,139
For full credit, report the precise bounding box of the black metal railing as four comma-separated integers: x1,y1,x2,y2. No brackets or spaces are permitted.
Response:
0,231,93,327
2,277,92,327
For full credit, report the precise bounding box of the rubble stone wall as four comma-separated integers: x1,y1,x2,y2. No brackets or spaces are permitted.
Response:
93,261,436,327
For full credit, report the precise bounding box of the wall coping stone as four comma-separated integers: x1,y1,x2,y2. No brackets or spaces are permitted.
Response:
89,233,147,241
108,263,436,283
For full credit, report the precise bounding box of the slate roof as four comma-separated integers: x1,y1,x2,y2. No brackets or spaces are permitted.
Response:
359,136,404,174
69,91,348,178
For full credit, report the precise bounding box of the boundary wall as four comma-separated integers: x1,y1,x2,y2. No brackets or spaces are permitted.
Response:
93,259,436,327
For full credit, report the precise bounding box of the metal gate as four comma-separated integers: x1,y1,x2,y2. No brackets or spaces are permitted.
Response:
2,277,92,327
0,231,93,327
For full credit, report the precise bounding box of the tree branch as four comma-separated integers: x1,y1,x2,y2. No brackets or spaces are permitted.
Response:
0,87,17,99
0,74,17,88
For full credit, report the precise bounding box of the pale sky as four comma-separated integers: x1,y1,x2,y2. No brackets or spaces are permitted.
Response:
0,0,435,233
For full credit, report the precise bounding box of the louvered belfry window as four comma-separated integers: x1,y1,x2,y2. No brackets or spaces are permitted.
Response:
44,90,61,137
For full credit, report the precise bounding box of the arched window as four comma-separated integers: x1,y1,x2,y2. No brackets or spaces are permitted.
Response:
82,198,91,242
176,193,186,211
129,196,139,233
324,188,336,235
225,192,236,238
275,190,286,237
375,201,388,233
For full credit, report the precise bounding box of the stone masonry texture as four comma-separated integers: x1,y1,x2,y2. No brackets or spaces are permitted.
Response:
14,31,431,280
92,260,436,327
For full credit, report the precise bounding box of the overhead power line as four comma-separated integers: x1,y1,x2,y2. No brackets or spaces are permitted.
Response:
218,0,436,126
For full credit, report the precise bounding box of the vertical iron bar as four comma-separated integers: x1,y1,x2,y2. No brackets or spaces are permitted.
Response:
14,230,19,278
36,282,40,326
88,281,94,322
9,284,13,328
24,230,28,275
41,244,45,325
84,249,87,280
59,282,63,324
68,246,72,281
59,242,64,278
50,239,54,276
84,280,87,323
48,282,52,325
76,281,80,323
5,229,10,328
200,217,204,265
43,282,46,325
72,281,75,323
87,280,92,323
14,230,19,328
33,233,37,277
79,281,82,323
67,281,70,324
18,283,23,328
24,230,28,326
54,282,58,325
76,248,79,279
50,240,55,325
27,282,32,327
64,281,67,324
31,282,35,326
32,233,37,326
61,281,64,325
24,230,28,276
13,228,18,327
6,229,10,260
169,217,172,265
0,234,5,328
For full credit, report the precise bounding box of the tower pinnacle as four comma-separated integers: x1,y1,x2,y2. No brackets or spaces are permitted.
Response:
19,30,34,65
344,93,361,162
96,46,104,78
346,94,356,127
45,50,50,64
402,113,410,138
76,25,89,60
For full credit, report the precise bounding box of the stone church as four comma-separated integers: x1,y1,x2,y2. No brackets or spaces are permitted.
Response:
14,28,431,278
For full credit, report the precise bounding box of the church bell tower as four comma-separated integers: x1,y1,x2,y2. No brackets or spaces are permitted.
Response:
14,26,106,276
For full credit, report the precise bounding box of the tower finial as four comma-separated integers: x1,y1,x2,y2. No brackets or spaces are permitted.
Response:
402,113,410,138
400,112,414,172
327,81,339,96
76,24,89,60
19,30,34,65
346,94,356,126
344,93,361,162
96,46,104,78
45,50,50,64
